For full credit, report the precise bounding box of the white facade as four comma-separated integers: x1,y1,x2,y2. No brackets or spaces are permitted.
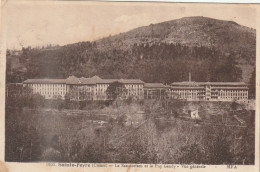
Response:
170,82,248,101
23,77,249,102
25,83,68,99
23,76,144,100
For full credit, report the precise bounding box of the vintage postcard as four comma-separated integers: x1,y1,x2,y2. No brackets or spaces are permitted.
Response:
0,1,259,172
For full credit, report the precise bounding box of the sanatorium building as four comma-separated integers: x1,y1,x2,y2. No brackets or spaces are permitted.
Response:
17,75,249,102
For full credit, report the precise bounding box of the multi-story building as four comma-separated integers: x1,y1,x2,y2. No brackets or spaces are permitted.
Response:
23,75,144,100
23,79,68,99
170,81,248,101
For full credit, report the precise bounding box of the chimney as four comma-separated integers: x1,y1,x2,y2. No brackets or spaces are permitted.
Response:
189,72,191,82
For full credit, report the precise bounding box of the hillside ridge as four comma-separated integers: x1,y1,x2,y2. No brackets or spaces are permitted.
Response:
7,16,256,85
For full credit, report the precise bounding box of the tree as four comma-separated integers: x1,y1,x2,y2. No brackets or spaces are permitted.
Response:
248,68,256,99
29,94,45,109
6,49,11,56
106,81,127,100
203,127,233,164
117,114,127,126
5,122,41,161
20,47,31,63
231,101,240,112
212,55,242,82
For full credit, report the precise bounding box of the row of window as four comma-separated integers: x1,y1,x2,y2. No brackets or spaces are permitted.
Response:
96,84,143,88
174,93,247,97
219,96,247,99
173,94,247,99
30,84,66,88
219,93,247,96
34,88,66,91
172,89,247,92
34,91,66,96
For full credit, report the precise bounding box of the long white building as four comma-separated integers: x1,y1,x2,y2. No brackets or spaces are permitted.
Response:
23,75,144,100
22,75,249,101
170,81,248,101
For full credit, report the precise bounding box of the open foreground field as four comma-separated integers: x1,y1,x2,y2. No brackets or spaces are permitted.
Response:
5,100,255,164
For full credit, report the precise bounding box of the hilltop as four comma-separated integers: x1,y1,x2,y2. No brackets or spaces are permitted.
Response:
6,16,256,85
96,16,255,57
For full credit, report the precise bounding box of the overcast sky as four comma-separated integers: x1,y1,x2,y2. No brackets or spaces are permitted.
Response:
3,1,256,50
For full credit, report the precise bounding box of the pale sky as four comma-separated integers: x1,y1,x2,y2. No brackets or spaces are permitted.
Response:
3,1,256,50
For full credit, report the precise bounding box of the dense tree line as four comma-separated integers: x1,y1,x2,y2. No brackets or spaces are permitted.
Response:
5,98,255,164
7,42,243,84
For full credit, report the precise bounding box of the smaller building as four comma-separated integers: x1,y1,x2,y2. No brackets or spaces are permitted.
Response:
144,83,170,99
190,110,200,120
6,83,24,98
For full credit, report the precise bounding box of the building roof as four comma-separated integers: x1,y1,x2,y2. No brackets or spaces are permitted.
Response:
118,79,144,84
73,76,102,85
95,79,144,84
171,86,205,89
171,81,247,86
23,79,67,84
66,75,80,84
212,87,249,90
96,79,119,84
144,83,169,88
24,75,145,85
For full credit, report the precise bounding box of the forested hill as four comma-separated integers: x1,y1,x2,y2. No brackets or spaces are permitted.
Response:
97,16,255,56
6,16,256,85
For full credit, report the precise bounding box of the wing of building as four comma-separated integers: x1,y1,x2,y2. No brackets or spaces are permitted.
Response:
170,81,248,101
144,83,170,99
23,76,144,100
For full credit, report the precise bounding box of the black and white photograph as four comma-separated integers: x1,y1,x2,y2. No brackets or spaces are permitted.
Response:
1,1,258,171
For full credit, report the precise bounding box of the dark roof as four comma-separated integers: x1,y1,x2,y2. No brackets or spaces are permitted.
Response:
144,83,169,88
